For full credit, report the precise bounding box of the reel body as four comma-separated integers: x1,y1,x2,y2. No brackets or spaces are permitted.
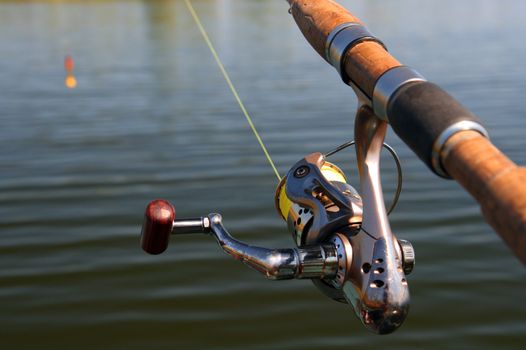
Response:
275,151,413,333
140,107,415,334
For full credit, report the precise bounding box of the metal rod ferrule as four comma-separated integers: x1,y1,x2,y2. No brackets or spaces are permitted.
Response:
325,22,385,85
372,66,427,121
432,120,490,177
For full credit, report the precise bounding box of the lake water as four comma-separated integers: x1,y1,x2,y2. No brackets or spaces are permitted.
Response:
1,0,525,349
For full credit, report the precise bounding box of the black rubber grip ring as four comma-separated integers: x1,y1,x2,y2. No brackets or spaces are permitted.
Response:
387,81,483,173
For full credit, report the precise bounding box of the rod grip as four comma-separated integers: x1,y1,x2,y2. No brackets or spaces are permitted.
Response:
443,131,526,264
141,200,175,255
387,82,484,174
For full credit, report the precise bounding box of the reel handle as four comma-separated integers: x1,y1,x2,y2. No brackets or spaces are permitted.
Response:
141,199,210,255
140,200,176,255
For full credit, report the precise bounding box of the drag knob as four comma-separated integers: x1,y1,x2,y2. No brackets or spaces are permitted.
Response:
141,199,175,255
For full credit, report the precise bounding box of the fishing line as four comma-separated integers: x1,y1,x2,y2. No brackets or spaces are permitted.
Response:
184,0,281,181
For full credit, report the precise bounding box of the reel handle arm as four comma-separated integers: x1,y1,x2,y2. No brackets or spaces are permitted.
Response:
208,213,340,280
140,200,341,280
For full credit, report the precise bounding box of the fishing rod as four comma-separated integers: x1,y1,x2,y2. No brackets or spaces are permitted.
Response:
139,0,526,335
284,0,526,265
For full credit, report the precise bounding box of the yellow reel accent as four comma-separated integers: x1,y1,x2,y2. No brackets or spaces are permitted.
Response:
274,161,347,220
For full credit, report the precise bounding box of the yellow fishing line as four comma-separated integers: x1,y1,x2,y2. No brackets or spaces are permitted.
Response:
184,0,281,181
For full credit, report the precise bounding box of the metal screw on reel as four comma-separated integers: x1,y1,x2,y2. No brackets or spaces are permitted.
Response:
294,165,310,178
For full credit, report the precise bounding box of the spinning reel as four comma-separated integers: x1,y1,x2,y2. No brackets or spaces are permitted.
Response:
141,106,415,334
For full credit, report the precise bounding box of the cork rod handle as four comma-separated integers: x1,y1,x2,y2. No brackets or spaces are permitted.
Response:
443,132,526,264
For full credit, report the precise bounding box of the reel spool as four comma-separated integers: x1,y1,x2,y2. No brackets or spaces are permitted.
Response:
275,140,402,249
275,159,363,247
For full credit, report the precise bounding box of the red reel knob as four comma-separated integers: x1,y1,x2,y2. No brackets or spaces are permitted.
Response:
141,199,175,255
